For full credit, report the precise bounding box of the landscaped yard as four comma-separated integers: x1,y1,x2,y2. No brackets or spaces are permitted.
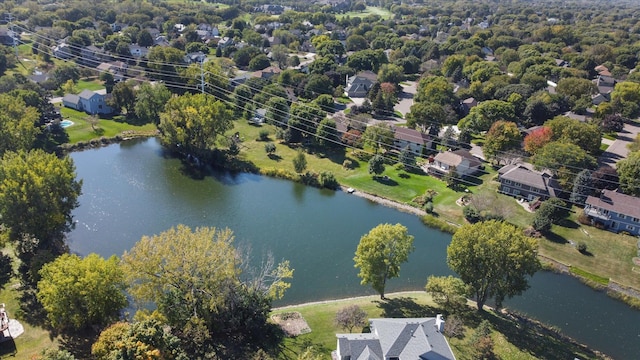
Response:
60,107,157,143
76,79,105,92
271,292,603,360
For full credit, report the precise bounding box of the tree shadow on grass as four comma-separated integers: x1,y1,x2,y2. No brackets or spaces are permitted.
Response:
0,337,17,357
556,219,579,229
544,232,569,244
374,176,398,186
268,154,282,161
17,289,48,328
481,310,601,360
374,297,439,318
59,330,99,360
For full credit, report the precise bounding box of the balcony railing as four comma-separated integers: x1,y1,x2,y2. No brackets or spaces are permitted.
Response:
585,206,611,220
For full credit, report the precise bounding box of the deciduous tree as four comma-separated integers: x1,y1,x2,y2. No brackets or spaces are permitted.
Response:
37,253,126,331
158,93,233,159
335,305,368,333
425,275,468,314
0,150,81,267
482,121,522,162
354,223,415,299
134,82,171,124
616,151,640,196
447,220,540,310
362,123,394,153
368,154,385,177
0,94,40,156
532,141,596,188
293,150,307,173
523,126,553,154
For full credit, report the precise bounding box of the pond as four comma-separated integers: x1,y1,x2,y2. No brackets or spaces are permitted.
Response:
68,138,640,359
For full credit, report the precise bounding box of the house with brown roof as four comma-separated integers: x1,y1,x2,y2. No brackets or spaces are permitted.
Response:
428,149,482,178
497,163,559,201
393,127,431,155
584,189,640,236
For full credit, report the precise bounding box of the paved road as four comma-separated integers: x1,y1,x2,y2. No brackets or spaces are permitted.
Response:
599,122,640,168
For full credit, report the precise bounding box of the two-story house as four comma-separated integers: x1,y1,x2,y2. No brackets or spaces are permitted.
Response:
584,189,640,236
497,163,559,201
428,149,482,178
62,90,113,115
393,127,431,155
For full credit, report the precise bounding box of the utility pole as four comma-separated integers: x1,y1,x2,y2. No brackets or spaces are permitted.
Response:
200,57,205,94
7,13,18,59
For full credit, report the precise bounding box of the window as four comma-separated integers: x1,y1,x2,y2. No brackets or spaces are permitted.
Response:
626,224,635,231
619,214,627,220
503,187,510,194
633,218,639,223
503,179,511,185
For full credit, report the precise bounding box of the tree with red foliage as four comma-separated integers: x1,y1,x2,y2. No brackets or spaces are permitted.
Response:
523,126,553,154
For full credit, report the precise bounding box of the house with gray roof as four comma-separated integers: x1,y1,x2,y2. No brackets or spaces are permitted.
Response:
334,316,455,360
345,71,378,98
428,149,482,178
584,189,640,236
62,89,113,115
497,163,559,201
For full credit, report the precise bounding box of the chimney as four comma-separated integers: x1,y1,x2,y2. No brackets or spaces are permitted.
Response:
435,314,445,332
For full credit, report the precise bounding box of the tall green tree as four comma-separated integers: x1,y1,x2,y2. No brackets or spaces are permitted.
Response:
265,97,290,127
134,82,171,124
368,154,385,177
570,169,592,206
37,253,126,331
447,220,540,311
545,116,602,154
532,141,597,189
121,225,292,357
362,123,394,153
0,150,81,265
482,121,522,163
616,151,640,196
108,80,137,115
293,150,307,173
0,94,40,156
354,223,415,299
158,93,233,159
316,118,338,147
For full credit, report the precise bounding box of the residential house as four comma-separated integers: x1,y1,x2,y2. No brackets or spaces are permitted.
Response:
184,51,207,64
497,163,559,201
253,66,281,80
429,149,482,178
230,73,251,89
62,89,113,115
393,127,431,155
584,189,640,236
345,71,377,98
145,27,161,39
555,58,570,67
594,75,616,95
0,28,18,46
79,45,106,67
217,37,234,49
460,97,477,115
29,71,51,84
154,35,170,47
96,61,128,82
250,108,267,124
128,44,149,58
53,42,73,59
595,64,612,77
334,316,455,360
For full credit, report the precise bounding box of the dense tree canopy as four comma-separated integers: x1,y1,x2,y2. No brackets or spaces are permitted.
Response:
616,151,640,196
0,150,81,266
482,121,522,162
158,93,233,158
37,253,126,331
354,223,414,299
0,94,40,156
447,220,540,310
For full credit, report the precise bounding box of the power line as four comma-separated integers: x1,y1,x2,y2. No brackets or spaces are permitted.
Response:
13,26,630,199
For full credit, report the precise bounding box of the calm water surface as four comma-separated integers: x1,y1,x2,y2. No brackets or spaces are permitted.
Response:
68,138,640,359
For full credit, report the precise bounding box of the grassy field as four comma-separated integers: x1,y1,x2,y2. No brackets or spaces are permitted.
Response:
271,292,604,360
60,107,157,143
76,79,105,92
336,6,394,20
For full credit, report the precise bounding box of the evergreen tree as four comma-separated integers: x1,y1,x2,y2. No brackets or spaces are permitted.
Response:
570,169,592,206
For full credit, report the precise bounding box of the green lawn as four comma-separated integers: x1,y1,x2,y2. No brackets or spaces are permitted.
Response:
60,107,157,144
271,292,603,360
336,6,394,20
76,79,105,92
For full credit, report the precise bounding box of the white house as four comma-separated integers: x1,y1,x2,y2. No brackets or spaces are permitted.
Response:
429,149,482,177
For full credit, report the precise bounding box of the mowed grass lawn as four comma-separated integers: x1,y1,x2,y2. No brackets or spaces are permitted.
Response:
60,107,157,143
76,79,105,92
271,292,602,360
336,6,394,20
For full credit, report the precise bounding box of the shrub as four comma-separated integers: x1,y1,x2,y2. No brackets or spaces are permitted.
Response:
463,206,482,223
421,215,457,234
352,150,373,162
318,171,339,190
577,241,588,253
264,142,276,154
577,210,591,225
424,201,434,214
342,159,354,170
258,129,270,141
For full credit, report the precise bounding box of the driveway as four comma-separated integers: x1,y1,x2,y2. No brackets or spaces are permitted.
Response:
394,81,416,117
599,122,640,167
